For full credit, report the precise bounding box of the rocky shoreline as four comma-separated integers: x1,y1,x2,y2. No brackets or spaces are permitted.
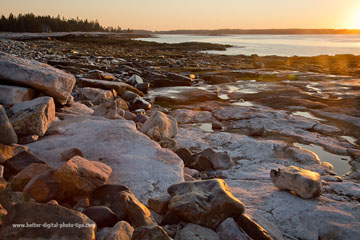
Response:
0,33,359,240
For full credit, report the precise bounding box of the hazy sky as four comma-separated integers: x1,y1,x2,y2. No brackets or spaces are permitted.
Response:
2,0,360,30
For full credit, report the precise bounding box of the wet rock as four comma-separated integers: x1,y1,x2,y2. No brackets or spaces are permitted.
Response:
18,134,39,144
23,169,64,203
236,214,273,240
141,111,178,141
170,109,214,124
78,78,143,97
55,155,112,195
168,179,245,229
132,225,171,240
104,220,134,240
0,84,35,107
3,151,46,179
217,217,251,240
154,87,218,107
175,223,220,240
203,75,234,84
199,148,233,170
148,195,171,214
61,148,84,161
270,166,322,199
0,203,96,240
80,87,114,104
11,163,52,191
0,105,17,144
8,96,55,137
0,52,75,104
26,116,183,203
83,206,118,228
59,102,95,115
151,72,192,87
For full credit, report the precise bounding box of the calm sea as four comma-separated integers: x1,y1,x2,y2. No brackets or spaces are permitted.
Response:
138,34,360,57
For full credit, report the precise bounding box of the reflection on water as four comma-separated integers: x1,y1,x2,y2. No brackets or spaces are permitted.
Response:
294,143,351,176
292,111,325,121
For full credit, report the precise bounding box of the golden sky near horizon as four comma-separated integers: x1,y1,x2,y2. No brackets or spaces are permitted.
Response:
1,0,360,30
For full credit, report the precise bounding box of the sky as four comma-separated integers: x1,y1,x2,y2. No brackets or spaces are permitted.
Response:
1,0,360,31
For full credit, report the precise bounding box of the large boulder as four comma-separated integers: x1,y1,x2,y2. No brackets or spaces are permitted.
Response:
0,104,17,144
80,87,114,104
83,206,118,228
0,84,35,107
168,179,246,229
104,221,134,240
26,115,183,202
132,225,171,240
270,166,322,199
8,97,55,137
141,111,178,141
0,203,96,240
11,163,52,191
0,52,75,104
55,155,112,195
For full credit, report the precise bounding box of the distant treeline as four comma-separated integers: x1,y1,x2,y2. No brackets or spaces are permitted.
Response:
156,29,360,35
0,13,131,33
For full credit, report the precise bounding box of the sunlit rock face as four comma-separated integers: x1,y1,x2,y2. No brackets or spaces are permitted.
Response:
0,52,75,104
270,166,322,199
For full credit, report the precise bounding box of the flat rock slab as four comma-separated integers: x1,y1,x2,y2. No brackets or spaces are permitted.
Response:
0,52,75,104
26,115,184,202
0,84,35,107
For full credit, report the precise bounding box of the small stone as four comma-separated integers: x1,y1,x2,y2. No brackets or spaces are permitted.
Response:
184,167,200,178
0,204,8,225
55,156,112,195
61,148,84,161
132,98,152,111
132,225,171,240
159,137,178,150
46,200,59,206
175,223,220,240
212,121,223,130
270,166,322,199
0,165,4,178
184,174,196,181
73,198,90,212
200,148,233,170
124,111,136,121
83,206,118,228
148,195,171,214
135,83,150,93
11,163,52,191
188,153,214,171
104,220,134,240
0,104,18,144
0,189,25,210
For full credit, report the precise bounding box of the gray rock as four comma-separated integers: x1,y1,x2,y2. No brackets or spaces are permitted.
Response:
59,102,94,115
170,109,213,124
199,148,233,170
0,104,17,144
61,148,84,161
175,223,220,240
93,101,123,119
168,179,245,229
80,87,114,104
127,74,144,86
188,152,214,171
236,214,273,240
270,166,322,199
0,52,75,104
8,96,55,137
26,115,183,202
148,195,171,214
104,221,134,240
141,111,178,141
55,155,112,195
132,225,170,240
0,84,35,107
217,218,251,240
83,206,118,228
0,203,96,240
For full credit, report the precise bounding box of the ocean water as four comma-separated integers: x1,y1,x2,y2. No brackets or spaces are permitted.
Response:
138,34,360,57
